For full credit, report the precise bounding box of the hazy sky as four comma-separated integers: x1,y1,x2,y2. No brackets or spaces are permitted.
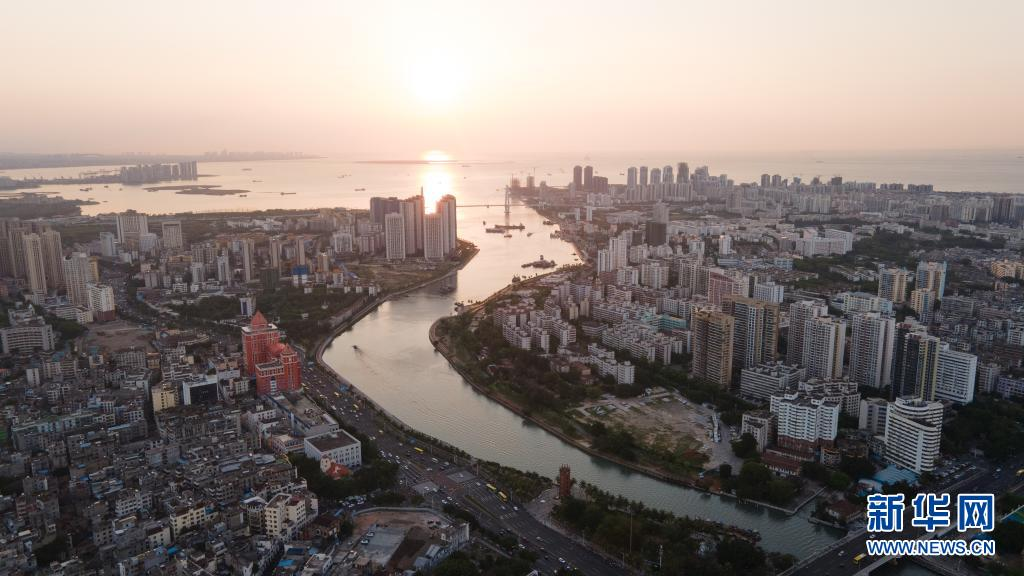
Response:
4,1,1023,158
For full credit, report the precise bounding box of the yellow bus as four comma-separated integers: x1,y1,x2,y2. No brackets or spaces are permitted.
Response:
486,483,497,492
498,491,509,503
414,447,425,454
853,553,867,565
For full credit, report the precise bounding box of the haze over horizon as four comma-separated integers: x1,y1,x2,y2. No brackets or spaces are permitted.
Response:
5,0,1023,157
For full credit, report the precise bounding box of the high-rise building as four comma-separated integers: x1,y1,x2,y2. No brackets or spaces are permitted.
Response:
878,267,909,304
241,238,255,283
99,231,118,258
692,310,735,387
241,311,301,396
639,166,649,186
626,167,637,187
423,212,444,260
910,288,935,324
650,167,661,184
849,312,895,390
644,222,667,247
115,210,149,250
858,397,889,436
384,212,406,261
722,295,779,371
891,322,941,400
294,236,306,267
935,348,977,404
786,300,828,366
216,253,232,285
438,195,457,257
87,283,117,322
677,162,690,183
40,229,63,290
802,316,846,380
740,361,805,400
63,252,98,306
752,281,784,304
662,165,673,184
583,166,593,191
915,261,947,300
22,233,48,295
572,166,583,191
400,194,424,255
884,397,943,474
770,389,840,453
161,220,184,250
269,236,282,270
369,196,401,227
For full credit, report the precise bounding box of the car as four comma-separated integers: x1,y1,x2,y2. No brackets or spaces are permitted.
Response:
558,557,565,564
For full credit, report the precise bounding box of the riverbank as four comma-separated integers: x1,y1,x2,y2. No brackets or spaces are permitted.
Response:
313,240,479,361
429,287,820,518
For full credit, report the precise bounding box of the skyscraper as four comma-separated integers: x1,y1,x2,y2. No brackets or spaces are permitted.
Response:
849,312,895,390
63,252,98,306
294,236,306,267
891,322,941,400
884,397,943,474
384,212,406,261
22,233,48,295
40,229,64,289
722,295,779,371
910,288,935,324
692,310,735,388
878,267,909,304
935,348,977,404
401,194,424,255
915,261,947,300
162,220,184,250
802,316,846,380
116,210,149,250
437,195,457,257
369,196,401,227
786,300,828,366
269,236,282,270
677,162,689,183
241,238,255,283
423,212,444,260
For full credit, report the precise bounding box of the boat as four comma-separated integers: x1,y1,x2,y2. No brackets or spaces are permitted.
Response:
280,192,296,195
526,232,533,237
242,168,252,171
252,179,262,182
352,344,359,350
503,233,512,238
239,194,248,197
355,187,366,191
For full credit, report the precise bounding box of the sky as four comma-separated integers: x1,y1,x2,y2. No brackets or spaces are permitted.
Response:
3,0,1023,158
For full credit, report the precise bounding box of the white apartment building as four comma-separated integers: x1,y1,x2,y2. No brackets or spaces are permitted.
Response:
884,397,943,474
934,348,977,404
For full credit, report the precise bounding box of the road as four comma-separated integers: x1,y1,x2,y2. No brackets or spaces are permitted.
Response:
300,360,625,575
789,455,1024,576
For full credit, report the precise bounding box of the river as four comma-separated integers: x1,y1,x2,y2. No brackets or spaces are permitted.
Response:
320,199,845,557
24,151,1011,558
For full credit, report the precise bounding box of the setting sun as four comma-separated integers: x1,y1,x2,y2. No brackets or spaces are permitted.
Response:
407,49,464,111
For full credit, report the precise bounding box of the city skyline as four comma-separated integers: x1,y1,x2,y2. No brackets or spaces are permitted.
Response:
4,1,1024,156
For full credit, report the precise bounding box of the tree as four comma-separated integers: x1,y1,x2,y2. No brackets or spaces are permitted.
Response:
827,471,852,491
433,552,481,576
731,433,758,460
719,463,732,480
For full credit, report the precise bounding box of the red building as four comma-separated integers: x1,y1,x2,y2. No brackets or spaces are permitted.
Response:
242,311,301,396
